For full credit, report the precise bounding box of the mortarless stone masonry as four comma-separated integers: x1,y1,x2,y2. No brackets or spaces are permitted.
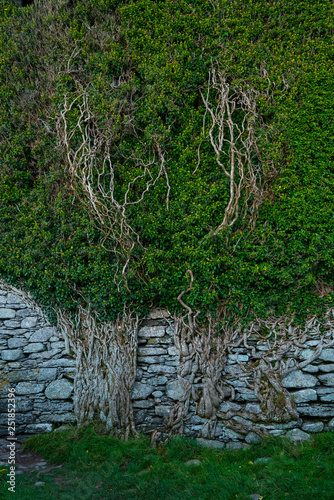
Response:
1,282,334,447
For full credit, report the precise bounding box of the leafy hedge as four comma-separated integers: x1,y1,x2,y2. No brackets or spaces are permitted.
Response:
0,0,333,324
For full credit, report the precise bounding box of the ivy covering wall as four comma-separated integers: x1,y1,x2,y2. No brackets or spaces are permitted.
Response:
0,0,333,324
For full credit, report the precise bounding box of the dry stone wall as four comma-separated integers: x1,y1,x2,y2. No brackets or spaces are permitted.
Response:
0,283,75,436
1,281,334,447
133,311,334,448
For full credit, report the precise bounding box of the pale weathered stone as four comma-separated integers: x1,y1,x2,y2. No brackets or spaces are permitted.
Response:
328,418,334,431
152,391,163,398
228,354,249,362
23,343,44,353
291,389,317,403
299,349,316,361
282,370,317,389
4,320,21,328
138,347,167,356
302,365,319,373
148,364,176,374
133,400,155,408
7,338,27,348
185,459,201,467
137,356,162,364
21,317,38,328
1,349,23,361
45,379,73,400
245,403,262,414
155,406,170,418
138,326,166,338
132,382,155,400
15,382,44,395
26,423,52,434
8,369,37,383
50,341,65,349
29,327,56,342
285,428,311,444
318,364,334,373
166,378,187,400
196,438,225,449
148,309,171,319
219,401,242,413
41,359,75,368
6,293,22,304
301,422,324,433
37,368,57,381
0,309,16,319
318,373,334,386
297,405,334,417
245,431,262,444
167,346,179,356
319,349,334,362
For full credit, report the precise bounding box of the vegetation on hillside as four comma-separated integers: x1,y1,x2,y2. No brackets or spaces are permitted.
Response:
0,0,333,324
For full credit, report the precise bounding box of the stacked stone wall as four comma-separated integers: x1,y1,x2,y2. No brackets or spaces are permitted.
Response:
0,284,75,436
133,311,334,448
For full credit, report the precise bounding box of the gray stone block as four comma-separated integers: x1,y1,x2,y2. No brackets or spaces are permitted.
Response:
197,438,225,449
301,421,324,433
41,359,75,368
8,369,38,383
302,364,319,373
228,354,249,362
318,373,334,386
137,356,162,364
285,428,311,444
138,326,166,338
6,294,23,304
282,370,318,388
0,309,16,320
7,338,28,349
138,347,167,356
245,431,262,444
29,327,56,343
1,349,23,361
37,368,57,382
34,401,73,412
148,365,176,374
133,400,155,408
23,343,44,353
155,406,170,418
291,389,317,403
297,404,334,417
25,423,53,434
45,379,73,400
319,349,334,362
4,320,21,328
15,382,45,395
166,378,187,400
219,401,242,413
21,317,38,329
318,364,334,372
132,382,155,399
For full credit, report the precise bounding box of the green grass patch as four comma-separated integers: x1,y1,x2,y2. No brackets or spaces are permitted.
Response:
1,425,334,499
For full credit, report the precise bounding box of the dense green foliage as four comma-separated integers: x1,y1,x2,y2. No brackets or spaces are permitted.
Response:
1,425,333,498
0,0,333,323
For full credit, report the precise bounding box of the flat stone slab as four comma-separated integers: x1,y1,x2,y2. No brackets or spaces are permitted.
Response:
0,309,16,319
285,428,310,444
282,370,317,389
45,379,73,400
132,382,155,400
